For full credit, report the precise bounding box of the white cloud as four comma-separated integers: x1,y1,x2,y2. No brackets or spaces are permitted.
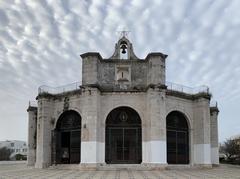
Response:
0,0,239,142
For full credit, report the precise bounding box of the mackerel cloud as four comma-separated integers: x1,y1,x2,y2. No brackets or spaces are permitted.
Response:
0,0,240,141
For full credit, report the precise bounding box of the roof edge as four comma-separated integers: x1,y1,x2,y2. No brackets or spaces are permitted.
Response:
80,52,103,59
145,52,168,60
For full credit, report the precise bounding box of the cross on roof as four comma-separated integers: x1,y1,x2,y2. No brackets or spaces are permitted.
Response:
117,30,130,38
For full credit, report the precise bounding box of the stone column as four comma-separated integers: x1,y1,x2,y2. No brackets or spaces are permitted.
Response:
35,97,53,168
145,87,167,167
193,98,212,166
210,106,219,165
27,105,37,166
80,87,103,169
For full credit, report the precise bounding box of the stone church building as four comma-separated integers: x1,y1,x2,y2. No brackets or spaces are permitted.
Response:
27,35,219,169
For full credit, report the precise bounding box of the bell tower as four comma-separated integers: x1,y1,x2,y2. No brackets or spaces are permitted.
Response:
81,34,167,90
109,32,139,60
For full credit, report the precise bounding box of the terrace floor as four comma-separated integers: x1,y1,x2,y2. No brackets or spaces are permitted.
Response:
0,163,239,179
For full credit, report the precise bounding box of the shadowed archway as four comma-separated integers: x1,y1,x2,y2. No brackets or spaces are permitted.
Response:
52,110,81,164
105,106,142,164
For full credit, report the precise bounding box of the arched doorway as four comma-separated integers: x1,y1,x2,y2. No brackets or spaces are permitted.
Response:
105,107,142,164
166,111,189,164
52,110,81,164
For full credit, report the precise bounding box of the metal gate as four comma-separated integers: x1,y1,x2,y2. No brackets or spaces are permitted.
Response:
105,107,142,164
106,127,141,164
167,111,189,164
167,130,189,164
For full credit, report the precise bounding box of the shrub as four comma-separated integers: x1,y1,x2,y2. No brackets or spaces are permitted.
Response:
220,138,240,165
0,147,12,161
15,154,27,160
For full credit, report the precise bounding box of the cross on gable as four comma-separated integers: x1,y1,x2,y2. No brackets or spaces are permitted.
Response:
117,30,131,38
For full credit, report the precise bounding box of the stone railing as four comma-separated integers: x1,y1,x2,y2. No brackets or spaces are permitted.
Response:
38,82,81,95
166,81,209,94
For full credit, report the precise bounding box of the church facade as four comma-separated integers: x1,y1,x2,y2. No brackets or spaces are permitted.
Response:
27,36,219,169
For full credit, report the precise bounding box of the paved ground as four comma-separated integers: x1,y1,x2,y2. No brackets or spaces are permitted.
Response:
0,163,239,179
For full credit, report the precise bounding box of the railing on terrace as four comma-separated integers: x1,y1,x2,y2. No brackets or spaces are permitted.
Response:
166,81,209,94
38,81,210,95
210,100,218,107
166,82,218,107
38,82,81,95
37,81,217,108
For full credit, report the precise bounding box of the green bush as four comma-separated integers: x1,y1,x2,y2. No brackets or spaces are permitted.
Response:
15,154,27,160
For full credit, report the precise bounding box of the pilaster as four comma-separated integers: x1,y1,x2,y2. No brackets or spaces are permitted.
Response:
193,98,211,166
27,106,37,166
35,97,54,168
144,87,167,165
210,107,219,165
80,87,103,166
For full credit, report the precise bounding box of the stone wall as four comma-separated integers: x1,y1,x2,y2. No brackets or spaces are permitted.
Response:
81,53,166,91
32,86,217,168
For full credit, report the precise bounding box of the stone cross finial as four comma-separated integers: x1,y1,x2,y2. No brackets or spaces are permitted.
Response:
117,30,130,38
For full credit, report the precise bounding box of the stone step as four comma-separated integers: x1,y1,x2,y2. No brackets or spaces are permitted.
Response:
166,164,191,170
99,164,150,171
166,164,213,170
49,163,167,171
49,164,81,170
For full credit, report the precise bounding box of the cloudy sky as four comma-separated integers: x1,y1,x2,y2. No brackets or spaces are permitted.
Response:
0,0,240,142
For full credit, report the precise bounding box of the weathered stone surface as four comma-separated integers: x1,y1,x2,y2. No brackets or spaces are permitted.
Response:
27,36,219,169
27,106,37,166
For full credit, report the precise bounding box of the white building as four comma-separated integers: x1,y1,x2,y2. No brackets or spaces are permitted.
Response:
0,140,27,159
27,35,219,169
